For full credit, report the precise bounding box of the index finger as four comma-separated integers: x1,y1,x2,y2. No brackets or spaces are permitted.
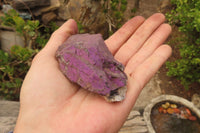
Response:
41,19,78,57
105,16,145,55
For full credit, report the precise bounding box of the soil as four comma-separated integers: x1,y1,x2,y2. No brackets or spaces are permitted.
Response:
126,0,200,101
158,27,200,101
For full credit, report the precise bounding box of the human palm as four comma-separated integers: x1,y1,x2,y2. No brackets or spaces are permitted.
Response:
14,13,172,133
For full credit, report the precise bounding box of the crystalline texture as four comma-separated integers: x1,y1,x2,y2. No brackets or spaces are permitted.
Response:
56,34,127,102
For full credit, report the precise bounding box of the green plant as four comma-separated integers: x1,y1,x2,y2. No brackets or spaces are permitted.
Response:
102,0,128,35
166,0,200,89
0,9,58,49
0,46,37,100
36,22,58,48
1,9,40,48
0,9,58,100
77,22,86,34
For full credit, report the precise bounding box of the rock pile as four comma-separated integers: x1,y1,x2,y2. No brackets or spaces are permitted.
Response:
3,0,108,36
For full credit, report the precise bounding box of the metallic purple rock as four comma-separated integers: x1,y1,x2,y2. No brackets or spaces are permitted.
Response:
56,33,127,102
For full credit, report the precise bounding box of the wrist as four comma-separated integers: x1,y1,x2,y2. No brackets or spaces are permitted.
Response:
14,111,52,133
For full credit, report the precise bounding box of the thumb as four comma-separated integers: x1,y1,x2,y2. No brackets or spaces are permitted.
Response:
42,19,78,56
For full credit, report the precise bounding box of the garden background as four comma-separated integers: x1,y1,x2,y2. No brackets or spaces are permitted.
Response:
0,0,200,132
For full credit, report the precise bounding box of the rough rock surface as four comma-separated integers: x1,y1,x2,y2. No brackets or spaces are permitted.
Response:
119,110,148,133
0,117,17,133
0,101,19,133
0,101,19,117
192,94,200,109
42,12,57,24
32,0,60,16
0,30,24,53
56,34,127,102
58,0,108,37
12,0,51,9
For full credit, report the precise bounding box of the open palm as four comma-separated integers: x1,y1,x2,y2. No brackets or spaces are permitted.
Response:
14,13,171,133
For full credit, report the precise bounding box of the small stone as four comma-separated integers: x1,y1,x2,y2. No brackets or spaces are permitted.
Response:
188,116,197,121
162,102,170,109
57,0,108,37
0,30,24,53
32,0,60,16
192,94,200,109
167,108,174,114
127,110,141,120
12,0,51,9
42,12,57,24
170,104,177,108
2,4,13,13
56,33,127,102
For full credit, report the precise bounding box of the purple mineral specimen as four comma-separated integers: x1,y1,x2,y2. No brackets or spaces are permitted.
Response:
56,34,127,102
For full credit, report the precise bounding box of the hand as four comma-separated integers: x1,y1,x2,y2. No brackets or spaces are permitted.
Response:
14,13,172,133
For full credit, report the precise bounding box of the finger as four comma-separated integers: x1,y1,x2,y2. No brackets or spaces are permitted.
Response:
122,45,172,109
27,19,79,104
131,45,171,88
32,19,78,71
105,16,145,54
114,13,166,65
41,19,78,56
125,24,172,74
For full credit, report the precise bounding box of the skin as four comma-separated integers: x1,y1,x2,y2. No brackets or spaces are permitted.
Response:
14,13,172,133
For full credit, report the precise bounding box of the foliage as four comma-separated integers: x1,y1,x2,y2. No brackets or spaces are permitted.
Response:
0,46,37,100
166,0,200,89
0,9,58,100
0,9,58,48
1,9,40,48
36,22,58,48
77,22,86,34
102,0,128,35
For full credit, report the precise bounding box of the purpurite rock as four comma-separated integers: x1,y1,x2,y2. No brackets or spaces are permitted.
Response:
56,34,127,102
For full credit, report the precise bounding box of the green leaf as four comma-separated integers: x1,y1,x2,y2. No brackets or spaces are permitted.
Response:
13,16,25,34
166,0,200,88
